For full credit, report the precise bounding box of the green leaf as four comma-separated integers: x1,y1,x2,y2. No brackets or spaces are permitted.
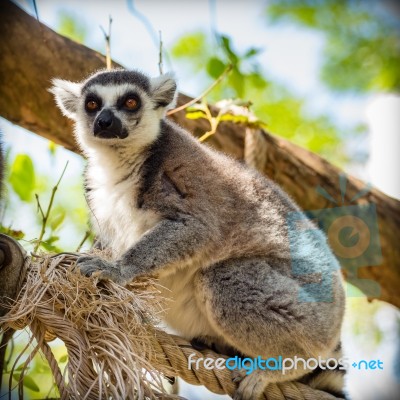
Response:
185,111,207,120
59,354,68,363
14,364,25,371
206,57,226,79
244,47,262,59
41,236,61,252
48,141,57,157
22,375,40,392
249,72,267,89
9,154,35,202
50,211,66,231
36,364,51,373
57,11,87,44
12,373,21,381
219,114,248,124
229,68,245,98
220,35,238,64
46,236,60,244
171,32,207,59
12,374,40,392
40,242,61,252
219,113,268,130
0,225,25,240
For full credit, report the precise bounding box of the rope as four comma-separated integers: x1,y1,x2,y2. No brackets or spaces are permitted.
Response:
0,254,343,400
29,320,69,400
152,331,339,400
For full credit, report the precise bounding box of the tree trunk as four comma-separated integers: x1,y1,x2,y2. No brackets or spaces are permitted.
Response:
1,1,399,308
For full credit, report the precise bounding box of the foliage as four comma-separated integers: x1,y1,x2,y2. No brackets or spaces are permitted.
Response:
267,0,400,93
57,10,87,44
172,32,346,164
186,100,267,143
1,152,91,254
9,154,35,202
1,332,66,399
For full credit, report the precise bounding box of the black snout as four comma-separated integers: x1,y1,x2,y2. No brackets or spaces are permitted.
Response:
97,110,113,129
94,109,128,139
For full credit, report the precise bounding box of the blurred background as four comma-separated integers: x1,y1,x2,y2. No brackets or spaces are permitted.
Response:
1,0,399,399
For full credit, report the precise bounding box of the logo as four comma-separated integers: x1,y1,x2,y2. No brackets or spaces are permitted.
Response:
287,174,382,301
187,354,383,375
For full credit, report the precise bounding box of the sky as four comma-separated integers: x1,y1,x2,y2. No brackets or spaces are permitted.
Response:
2,1,400,399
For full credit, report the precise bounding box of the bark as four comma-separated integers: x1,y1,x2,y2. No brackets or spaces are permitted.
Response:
1,1,399,307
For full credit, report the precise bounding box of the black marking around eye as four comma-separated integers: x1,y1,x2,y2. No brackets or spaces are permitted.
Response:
117,91,141,112
84,93,102,113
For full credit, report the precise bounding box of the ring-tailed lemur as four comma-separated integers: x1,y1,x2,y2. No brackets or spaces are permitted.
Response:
50,69,346,400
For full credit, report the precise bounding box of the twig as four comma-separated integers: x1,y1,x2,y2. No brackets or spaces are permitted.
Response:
35,194,45,220
33,162,68,253
32,0,39,22
198,105,223,142
167,64,232,116
199,129,218,143
100,15,113,70
0,328,15,392
76,231,91,252
158,31,163,75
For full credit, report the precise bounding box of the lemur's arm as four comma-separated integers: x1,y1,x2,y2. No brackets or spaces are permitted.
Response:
77,215,212,284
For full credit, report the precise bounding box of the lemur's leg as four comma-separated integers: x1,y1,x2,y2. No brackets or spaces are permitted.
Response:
194,257,344,400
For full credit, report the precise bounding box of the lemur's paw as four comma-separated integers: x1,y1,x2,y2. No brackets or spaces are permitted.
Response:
232,369,268,400
76,256,123,284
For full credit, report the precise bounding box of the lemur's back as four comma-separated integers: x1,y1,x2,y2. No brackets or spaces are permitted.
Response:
141,119,328,265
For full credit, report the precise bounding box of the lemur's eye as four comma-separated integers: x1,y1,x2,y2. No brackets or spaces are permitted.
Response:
125,98,139,110
86,100,99,111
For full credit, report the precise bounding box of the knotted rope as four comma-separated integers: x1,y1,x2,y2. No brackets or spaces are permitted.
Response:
0,253,342,399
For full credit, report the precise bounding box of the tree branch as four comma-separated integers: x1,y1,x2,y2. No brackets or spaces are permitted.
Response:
1,1,399,307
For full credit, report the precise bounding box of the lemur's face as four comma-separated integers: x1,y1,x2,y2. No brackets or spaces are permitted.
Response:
50,69,177,148
80,82,148,141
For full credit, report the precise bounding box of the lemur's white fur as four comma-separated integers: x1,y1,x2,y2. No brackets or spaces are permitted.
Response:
87,154,161,257
50,79,81,118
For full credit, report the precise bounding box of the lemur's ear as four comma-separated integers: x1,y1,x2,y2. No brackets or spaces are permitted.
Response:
49,79,82,119
150,73,177,110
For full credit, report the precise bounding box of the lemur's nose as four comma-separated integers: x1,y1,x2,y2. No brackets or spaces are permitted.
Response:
93,108,126,139
97,109,113,129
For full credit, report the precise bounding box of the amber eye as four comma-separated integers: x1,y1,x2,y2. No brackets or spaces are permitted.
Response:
86,100,99,111
125,98,139,109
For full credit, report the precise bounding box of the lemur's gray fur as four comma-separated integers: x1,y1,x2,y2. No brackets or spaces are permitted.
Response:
50,69,346,400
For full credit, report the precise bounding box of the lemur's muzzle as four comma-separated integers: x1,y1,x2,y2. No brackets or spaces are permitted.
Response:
94,109,128,139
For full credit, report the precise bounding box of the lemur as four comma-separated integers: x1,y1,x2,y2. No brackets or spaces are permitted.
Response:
50,69,346,400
